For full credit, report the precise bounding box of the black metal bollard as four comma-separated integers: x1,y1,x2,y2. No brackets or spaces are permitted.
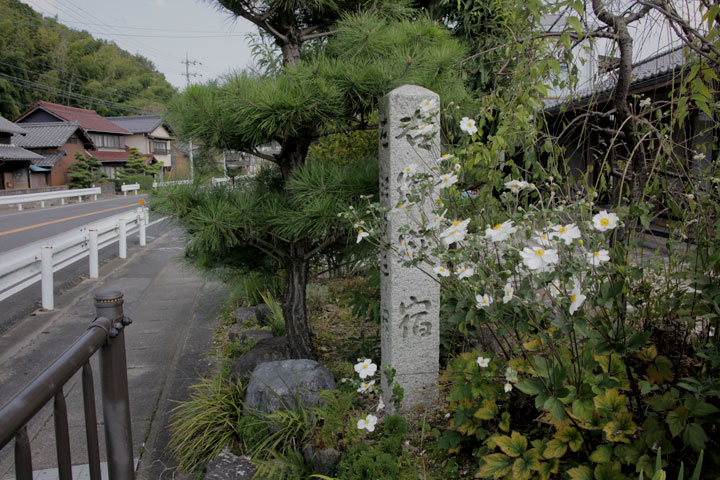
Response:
94,290,134,480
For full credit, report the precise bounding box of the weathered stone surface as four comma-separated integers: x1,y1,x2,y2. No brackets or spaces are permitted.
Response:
228,326,274,344
304,446,341,476
254,303,273,325
230,336,292,379
204,447,256,480
379,85,440,411
244,359,336,415
236,307,258,325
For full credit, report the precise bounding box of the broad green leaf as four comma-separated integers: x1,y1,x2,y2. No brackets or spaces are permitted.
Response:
536,458,560,480
543,439,567,459
499,411,511,432
603,412,637,443
572,398,595,423
516,377,545,395
682,423,707,452
647,356,674,384
589,445,613,463
556,426,584,451
684,398,720,417
474,400,499,420
594,389,627,415
566,16,583,35
594,463,627,480
477,453,512,478
495,431,527,457
512,457,534,480
666,407,689,437
568,466,593,480
646,392,675,412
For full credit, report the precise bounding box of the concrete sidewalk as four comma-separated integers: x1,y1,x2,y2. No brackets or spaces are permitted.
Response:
0,224,228,479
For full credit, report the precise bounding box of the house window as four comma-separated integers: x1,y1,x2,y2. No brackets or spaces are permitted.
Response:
151,140,168,155
90,134,122,149
67,135,77,144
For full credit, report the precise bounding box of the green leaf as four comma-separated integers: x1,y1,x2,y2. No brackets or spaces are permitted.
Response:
682,423,707,452
516,377,545,395
438,429,463,450
474,400,499,420
572,399,595,423
495,431,528,457
594,463,626,480
536,459,560,480
646,392,675,412
589,445,613,463
499,411,511,432
648,356,674,384
477,454,513,478
566,16,584,35
543,439,567,459
556,426,583,452
568,466,593,480
626,331,651,351
512,456,534,480
594,389,627,415
666,407,689,437
684,398,720,417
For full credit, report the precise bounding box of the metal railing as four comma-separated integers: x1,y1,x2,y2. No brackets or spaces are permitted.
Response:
120,184,140,196
0,207,149,310
0,290,134,480
0,188,102,211
152,179,191,188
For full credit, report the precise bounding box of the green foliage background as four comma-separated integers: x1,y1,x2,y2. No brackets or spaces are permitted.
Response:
0,0,176,119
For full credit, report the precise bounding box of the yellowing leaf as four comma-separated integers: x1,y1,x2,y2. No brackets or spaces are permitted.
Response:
636,344,658,362
556,426,584,452
536,458,560,480
602,412,637,443
647,355,674,385
568,465,593,480
543,439,567,459
474,400,499,420
594,389,628,415
495,431,528,457
523,338,543,351
589,445,613,463
476,453,513,478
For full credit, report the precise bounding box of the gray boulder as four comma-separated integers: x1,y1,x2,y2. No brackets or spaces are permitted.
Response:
230,337,292,379
228,326,274,344
244,359,336,416
236,307,258,325
204,447,256,480
304,446,341,476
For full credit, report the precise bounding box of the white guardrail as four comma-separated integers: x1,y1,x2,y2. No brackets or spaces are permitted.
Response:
121,183,140,196
0,207,155,311
152,180,192,188
0,187,102,211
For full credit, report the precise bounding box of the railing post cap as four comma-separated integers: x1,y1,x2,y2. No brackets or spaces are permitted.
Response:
94,290,124,307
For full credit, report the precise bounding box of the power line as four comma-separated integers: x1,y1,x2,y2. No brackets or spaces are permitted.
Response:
181,54,203,86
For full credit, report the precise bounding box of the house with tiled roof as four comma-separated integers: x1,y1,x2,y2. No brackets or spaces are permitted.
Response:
12,122,94,187
0,116,44,190
15,101,132,179
106,114,175,178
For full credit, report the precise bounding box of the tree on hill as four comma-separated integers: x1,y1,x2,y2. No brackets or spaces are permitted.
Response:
157,2,471,359
0,0,176,119
68,152,104,188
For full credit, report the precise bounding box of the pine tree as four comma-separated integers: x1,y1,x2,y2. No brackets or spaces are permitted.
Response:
116,147,160,179
68,152,104,188
160,3,470,358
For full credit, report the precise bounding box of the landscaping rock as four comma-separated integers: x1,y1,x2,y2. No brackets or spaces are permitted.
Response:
304,446,341,476
254,303,273,325
204,447,256,480
236,307,258,325
230,336,292,379
244,359,336,415
228,326,274,344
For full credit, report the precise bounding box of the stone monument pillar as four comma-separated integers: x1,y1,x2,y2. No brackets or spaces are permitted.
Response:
379,85,440,411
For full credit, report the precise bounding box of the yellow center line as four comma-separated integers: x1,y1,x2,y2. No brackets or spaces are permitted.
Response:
0,204,139,237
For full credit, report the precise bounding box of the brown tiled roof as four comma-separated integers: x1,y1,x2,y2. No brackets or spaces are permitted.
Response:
17,101,131,135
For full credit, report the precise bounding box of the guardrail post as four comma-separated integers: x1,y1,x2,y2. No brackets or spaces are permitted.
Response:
41,246,54,311
94,290,134,480
118,220,127,259
61,198,65,205
138,212,146,247
40,200,45,208
89,229,99,278
17,203,22,212
78,195,83,203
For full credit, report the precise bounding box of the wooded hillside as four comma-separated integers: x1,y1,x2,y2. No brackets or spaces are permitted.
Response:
0,0,176,119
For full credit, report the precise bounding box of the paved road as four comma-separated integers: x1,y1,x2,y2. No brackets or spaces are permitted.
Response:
0,195,148,253
0,226,226,480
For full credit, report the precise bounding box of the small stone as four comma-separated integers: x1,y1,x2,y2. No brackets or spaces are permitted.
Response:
236,307,258,325
228,327,273,344
254,303,273,325
304,446,341,476
204,447,256,480
230,336,292,379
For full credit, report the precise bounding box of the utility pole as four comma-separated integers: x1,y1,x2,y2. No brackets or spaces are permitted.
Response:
181,53,202,183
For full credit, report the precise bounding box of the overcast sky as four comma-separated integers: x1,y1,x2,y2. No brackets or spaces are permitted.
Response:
19,0,257,90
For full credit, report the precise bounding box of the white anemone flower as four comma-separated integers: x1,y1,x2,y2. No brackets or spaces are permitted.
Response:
354,359,377,379
485,220,517,243
502,282,514,304
391,201,411,214
402,163,418,178
357,380,375,393
427,210,446,230
411,124,433,137
439,219,470,245
476,294,493,309
569,286,587,315
693,152,706,162
639,97,651,107
532,230,553,248
592,210,619,231
433,265,451,277
440,153,455,161
551,223,581,245
547,278,564,298
519,247,559,271
356,230,370,244
453,163,462,172
476,356,491,368
505,367,519,383
586,249,610,266
459,117,478,135
438,173,458,189
456,264,474,280
357,414,378,432
504,383,513,393
504,180,530,193
419,98,437,113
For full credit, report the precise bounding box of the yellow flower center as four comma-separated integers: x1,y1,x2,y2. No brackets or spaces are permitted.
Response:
493,223,503,230
600,218,610,226
449,230,457,236
560,227,567,232
535,249,545,256
541,233,547,239
594,251,600,257
358,229,364,234
571,294,577,302
453,220,461,227
362,365,368,369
